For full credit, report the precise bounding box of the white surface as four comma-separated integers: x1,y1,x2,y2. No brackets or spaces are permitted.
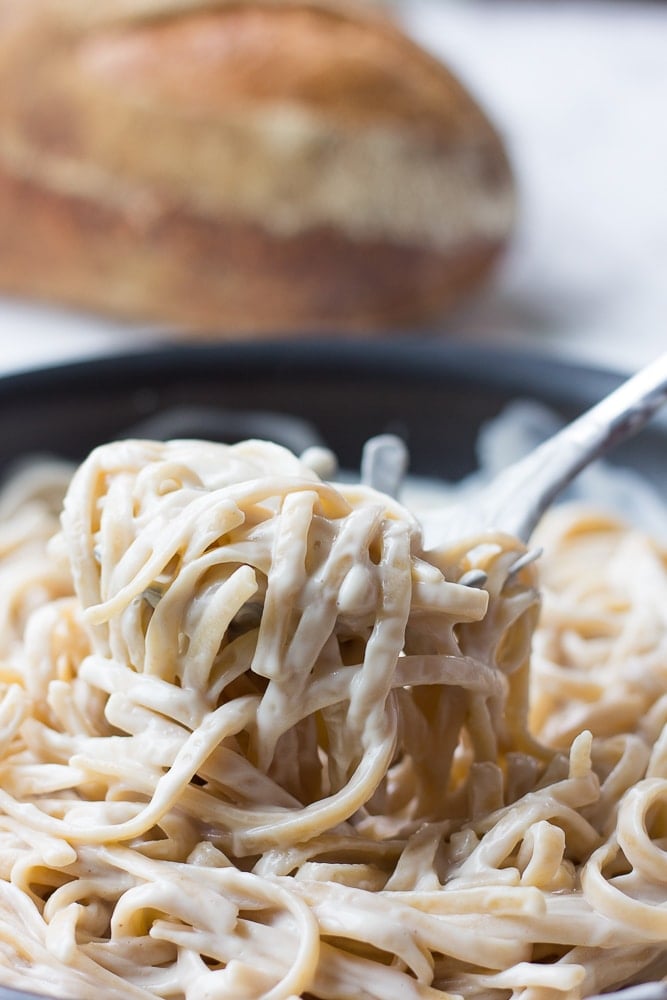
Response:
400,0,667,374
0,0,665,376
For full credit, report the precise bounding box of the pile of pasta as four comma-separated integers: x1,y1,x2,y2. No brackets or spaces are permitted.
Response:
0,438,666,999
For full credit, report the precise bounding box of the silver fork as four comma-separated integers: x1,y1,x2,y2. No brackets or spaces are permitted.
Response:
441,350,667,546
363,352,667,550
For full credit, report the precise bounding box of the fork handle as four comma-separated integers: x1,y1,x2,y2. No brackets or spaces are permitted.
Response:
490,352,667,541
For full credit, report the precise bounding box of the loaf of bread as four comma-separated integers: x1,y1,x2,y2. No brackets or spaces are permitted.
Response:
0,0,514,335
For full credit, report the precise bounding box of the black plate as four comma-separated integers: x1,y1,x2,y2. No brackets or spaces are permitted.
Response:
0,337,664,1000
0,337,664,488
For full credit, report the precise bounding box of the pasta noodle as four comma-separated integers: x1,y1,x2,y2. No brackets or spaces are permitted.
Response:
0,436,666,999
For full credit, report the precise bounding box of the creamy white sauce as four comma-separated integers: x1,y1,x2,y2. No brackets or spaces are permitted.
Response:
0,435,665,999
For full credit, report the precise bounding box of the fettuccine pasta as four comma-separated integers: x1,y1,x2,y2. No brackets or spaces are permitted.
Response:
0,437,665,999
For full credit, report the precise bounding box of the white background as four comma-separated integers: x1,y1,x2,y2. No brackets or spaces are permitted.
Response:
0,0,665,376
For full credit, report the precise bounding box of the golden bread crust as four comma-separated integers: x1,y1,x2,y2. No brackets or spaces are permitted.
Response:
0,0,514,334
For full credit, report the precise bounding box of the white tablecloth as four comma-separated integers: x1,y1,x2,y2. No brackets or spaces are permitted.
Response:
0,0,665,376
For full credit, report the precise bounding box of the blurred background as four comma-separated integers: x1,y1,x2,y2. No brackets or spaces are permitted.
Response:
0,0,665,376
